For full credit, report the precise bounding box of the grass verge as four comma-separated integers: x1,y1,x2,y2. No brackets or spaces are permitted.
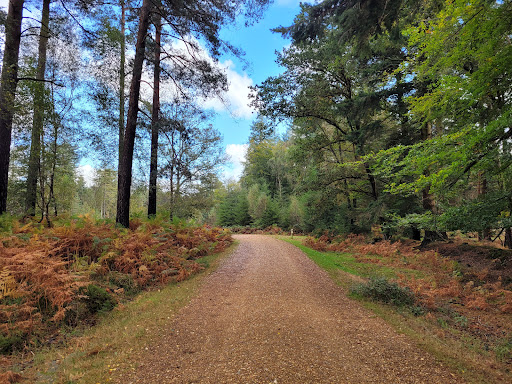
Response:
17,242,237,384
280,236,511,384
280,237,411,284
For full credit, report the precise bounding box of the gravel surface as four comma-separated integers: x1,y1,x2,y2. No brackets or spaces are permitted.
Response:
115,235,463,383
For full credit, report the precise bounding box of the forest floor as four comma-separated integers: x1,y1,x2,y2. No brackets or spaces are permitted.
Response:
109,234,462,384
425,240,512,290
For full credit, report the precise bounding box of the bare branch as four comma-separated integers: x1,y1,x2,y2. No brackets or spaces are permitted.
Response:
16,77,64,87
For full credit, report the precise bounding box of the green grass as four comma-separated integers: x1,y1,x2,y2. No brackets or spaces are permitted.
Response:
281,237,406,283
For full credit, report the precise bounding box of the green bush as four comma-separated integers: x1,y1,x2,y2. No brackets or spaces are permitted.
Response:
80,284,115,314
0,332,25,354
351,276,416,307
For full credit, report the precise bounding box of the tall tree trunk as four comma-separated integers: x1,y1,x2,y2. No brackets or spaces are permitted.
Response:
38,122,47,225
169,172,175,220
354,140,378,201
0,0,24,215
49,84,59,220
26,0,51,217
116,0,152,228
148,11,161,217
118,0,126,173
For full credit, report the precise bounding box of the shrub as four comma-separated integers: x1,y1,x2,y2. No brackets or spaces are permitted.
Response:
80,284,115,314
351,276,416,307
0,332,25,354
1,220,233,354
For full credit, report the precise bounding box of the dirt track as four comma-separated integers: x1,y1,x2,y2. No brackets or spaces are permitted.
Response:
115,234,463,383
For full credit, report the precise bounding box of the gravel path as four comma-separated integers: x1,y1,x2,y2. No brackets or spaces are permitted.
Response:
115,235,463,383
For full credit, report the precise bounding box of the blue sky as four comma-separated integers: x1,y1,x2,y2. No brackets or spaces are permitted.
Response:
0,0,303,181
203,0,302,180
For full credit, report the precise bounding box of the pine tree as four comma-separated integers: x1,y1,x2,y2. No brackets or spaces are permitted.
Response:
0,0,24,214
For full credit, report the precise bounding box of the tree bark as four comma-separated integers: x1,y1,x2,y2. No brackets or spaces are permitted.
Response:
148,11,161,217
505,227,512,249
0,0,24,215
26,0,51,216
118,0,126,174
364,161,378,200
116,0,152,227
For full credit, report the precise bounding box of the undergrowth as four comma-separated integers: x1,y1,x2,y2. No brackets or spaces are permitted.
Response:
22,241,237,384
0,215,232,359
350,276,416,307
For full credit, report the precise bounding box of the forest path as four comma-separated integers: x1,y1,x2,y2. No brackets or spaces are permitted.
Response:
115,234,462,383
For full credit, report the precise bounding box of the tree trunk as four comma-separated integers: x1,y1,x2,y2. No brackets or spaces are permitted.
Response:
0,0,24,215
505,227,512,249
116,0,152,228
38,123,47,225
421,184,447,244
49,109,58,219
25,0,50,217
354,142,378,201
411,227,421,241
118,0,126,174
169,174,175,220
148,12,161,217
364,161,378,200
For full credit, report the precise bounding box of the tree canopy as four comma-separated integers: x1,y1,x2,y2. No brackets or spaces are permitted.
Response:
1,0,512,247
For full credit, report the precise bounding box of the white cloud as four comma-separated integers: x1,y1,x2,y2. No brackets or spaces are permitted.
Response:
100,34,256,120
202,60,255,119
138,38,256,120
77,164,96,187
227,143,248,163
222,143,248,181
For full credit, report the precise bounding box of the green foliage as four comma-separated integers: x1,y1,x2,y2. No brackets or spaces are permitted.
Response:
287,195,304,230
405,0,512,128
301,191,352,234
80,284,115,315
0,213,15,234
255,198,279,228
351,276,416,307
0,332,25,354
495,338,512,363
440,193,512,233
234,194,251,226
217,189,244,227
